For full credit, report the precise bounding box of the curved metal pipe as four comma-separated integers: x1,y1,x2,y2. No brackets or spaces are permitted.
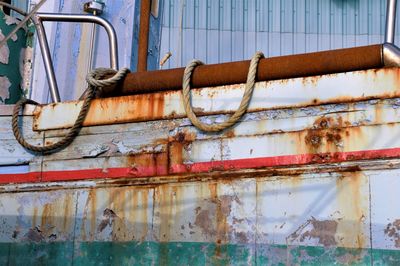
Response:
36,13,118,70
0,3,119,103
383,43,400,66
0,2,27,16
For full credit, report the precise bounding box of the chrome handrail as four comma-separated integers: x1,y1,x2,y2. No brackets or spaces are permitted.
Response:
0,2,118,103
385,0,398,44
33,13,119,102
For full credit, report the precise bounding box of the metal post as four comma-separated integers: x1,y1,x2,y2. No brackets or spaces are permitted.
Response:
137,0,151,72
32,16,61,102
84,1,105,74
385,0,397,44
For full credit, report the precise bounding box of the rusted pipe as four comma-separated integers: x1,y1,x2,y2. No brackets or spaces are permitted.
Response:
106,45,384,96
137,0,151,72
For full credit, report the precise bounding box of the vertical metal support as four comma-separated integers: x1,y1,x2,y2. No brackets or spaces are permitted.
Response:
32,16,61,103
84,0,105,74
137,0,151,72
385,0,398,44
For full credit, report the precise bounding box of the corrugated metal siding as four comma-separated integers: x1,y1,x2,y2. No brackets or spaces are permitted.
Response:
160,0,399,69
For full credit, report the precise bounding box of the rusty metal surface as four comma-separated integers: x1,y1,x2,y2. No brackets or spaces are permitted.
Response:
13,96,400,183
107,44,384,95
33,67,400,131
2,65,400,263
1,169,400,264
137,0,151,72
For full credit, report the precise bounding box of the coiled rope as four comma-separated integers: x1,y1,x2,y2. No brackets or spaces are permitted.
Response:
13,52,262,152
182,51,264,132
12,67,130,154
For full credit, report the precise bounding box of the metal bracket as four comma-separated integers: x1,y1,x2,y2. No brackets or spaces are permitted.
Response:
83,0,105,15
0,2,119,103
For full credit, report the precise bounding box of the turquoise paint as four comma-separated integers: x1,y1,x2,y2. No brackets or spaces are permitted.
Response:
0,9,29,104
1,241,400,265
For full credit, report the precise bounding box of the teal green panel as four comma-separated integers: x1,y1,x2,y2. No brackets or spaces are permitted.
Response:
257,244,372,266
2,241,400,265
8,242,73,266
159,242,254,266
0,243,10,266
74,241,254,266
372,248,400,266
74,241,160,266
0,9,27,104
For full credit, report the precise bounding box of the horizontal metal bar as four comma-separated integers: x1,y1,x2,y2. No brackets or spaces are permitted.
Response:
104,45,385,97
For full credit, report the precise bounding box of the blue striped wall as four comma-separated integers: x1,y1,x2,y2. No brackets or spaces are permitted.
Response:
159,0,400,69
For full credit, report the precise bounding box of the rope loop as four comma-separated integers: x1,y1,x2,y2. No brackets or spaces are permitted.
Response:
182,51,264,132
12,67,130,154
86,67,130,88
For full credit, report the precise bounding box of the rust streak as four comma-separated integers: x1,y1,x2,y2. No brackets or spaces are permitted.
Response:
336,172,367,249
63,194,72,231
89,189,97,241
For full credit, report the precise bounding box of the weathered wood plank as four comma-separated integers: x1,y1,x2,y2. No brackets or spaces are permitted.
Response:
33,68,400,131
42,125,170,162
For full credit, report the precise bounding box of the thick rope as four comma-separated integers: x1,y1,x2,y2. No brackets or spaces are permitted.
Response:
182,51,264,132
12,67,130,154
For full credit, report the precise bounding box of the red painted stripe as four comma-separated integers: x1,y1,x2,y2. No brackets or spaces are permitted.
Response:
41,164,168,182
0,172,41,184
170,147,400,173
1,147,400,184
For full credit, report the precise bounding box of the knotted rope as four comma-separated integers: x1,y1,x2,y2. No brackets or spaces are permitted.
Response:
12,67,130,154
182,51,264,132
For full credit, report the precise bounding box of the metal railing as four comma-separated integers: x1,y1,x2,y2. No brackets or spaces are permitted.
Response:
0,2,118,103
33,13,119,102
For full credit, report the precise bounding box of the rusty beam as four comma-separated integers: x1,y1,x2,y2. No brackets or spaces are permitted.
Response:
105,44,384,96
137,0,151,72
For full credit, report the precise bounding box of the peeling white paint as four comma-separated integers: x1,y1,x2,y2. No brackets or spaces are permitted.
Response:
4,15,20,26
20,47,33,96
0,76,11,103
0,29,9,64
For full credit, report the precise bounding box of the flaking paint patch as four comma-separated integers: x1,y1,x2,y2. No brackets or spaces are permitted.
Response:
97,208,118,233
4,15,19,26
289,218,338,247
0,76,11,102
20,47,33,96
384,219,400,248
24,227,45,242
194,208,216,237
0,29,9,64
